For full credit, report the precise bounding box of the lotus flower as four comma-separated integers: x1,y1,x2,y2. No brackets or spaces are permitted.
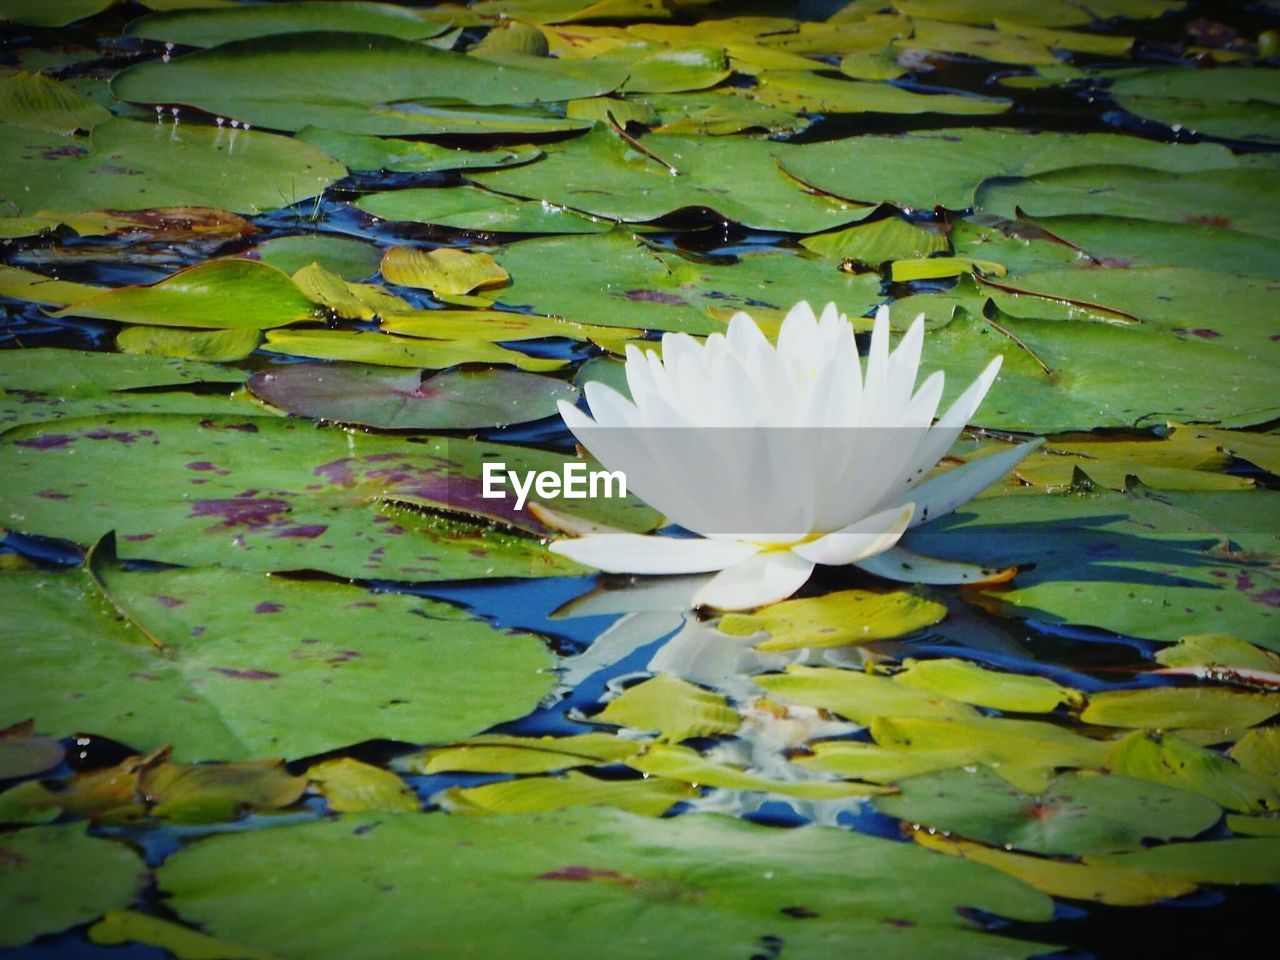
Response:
549,301,1041,611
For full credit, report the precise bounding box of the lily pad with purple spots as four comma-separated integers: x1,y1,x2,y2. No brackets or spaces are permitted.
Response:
248,363,578,430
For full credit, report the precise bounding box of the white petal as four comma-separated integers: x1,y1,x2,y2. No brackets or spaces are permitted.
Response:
903,438,1044,528
550,534,760,574
854,546,1016,586
862,304,892,417
791,503,914,566
692,550,815,611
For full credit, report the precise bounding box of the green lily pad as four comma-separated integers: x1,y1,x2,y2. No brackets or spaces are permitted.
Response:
56,259,317,330
0,0,117,27
247,363,577,429
472,128,871,233
296,126,542,174
89,910,277,960
755,666,978,725
111,33,617,133
116,326,261,363
0,721,64,780
0,348,261,428
1110,67,1280,144
0,548,556,760
717,589,947,652
156,809,1054,960
621,44,729,94
895,20,1056,65
894,658,1082,713
0,118,345,215
356,185,611,233
400,733,642,775
904,489,1280,647
0,825,146,948
1087,838,1280,885
628,743,889,800
800,216,949,265
1155,634,1280,674
494,231,883,333
0,71,110,134
260,329,565,372
752,69,1012,114
877,767,1220,855
137,756,306,821
0,263,104,307
591,673,740,742
1109,731,1279,814
1230,728,1280,794
437,769,694,816
125,1,452,46
643,89,812,136
779,129,1236,212
893,0,1089,27
976,166,1280,240
252,235,383,280
1081,687,1280,731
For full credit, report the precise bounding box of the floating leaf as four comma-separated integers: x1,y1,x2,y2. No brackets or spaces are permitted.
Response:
438,770,693,817
0,414,654,578
0,349,258,428
112,33,617,133
0,754,143,824
755,666,977,725
0,118,345,215
357,186,610,234
0,721,64,780
260,329,564,372
138,755,306,821
1081,687,1280,731
400,733,642,775
125,1,450,46
781,129,1235,212
157,809,1053,960
897,20,1056,65
757,68,1012,116
251,234,382,280
1,551,556,761
1087,838,1280,885
1108,730,1278,814
976,166,1280,240
494,231,883,334
382,308,642,352
0,0,117,27
0,825,146,948
1110,67,1280,144
894,658,1082,713
878,767,1221,855
247,363,576,430
381,246,509,296
307,758,418,813
472,128,870,233
628,743,889,799
914,831,1196,907
800,216,949,265
116,326,261,363
89,910,278,960
718,589,947,652
0,71,110,134
592,673,740,741
55,259,316,330
0,263,103,307
1155,634,1280,675
296,126,541,174
1229,728,1280,794
621,44,729,94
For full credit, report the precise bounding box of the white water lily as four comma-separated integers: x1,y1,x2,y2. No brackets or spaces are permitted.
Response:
549,301,1041,611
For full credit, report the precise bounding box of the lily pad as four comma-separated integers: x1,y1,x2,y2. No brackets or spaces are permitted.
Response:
0,413,657,579
125,1,451,46
115,326,261,362
307,758,418,813
437,770,694,816
717,589,947,652
0,0,117,27
400,733,641,775
0,118,345,215
112,33,618,133
779,129,1236,212
247,363,577,429
893,658,1082,713
1109,731,1279,814
493,231,883,333
1087,838,1280,885
56,259,317,330
381,245,509,296
0,549,556,760
755,666,978,725
252,235,382,280
0,825,146,948
357,186,611,234
260,329,565,372
591,673,740,741
296,126,542,174
0,71,110,134
904,489,1280,647
472,128,871,233
157,809,1054,960
800,216,949,265
876,767,1221,855
1110,67,1280,144
753,69,1012,114
1080,687,1280,732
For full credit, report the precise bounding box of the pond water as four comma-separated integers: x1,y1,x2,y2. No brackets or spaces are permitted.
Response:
1,1,1278,958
